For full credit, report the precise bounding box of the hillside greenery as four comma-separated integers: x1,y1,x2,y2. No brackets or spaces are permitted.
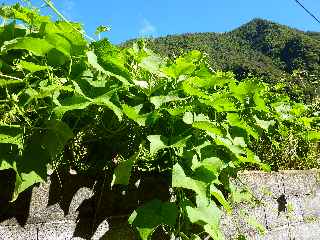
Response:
123,19,320,103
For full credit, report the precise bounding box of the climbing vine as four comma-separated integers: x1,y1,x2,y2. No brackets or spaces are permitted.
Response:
0,2,319,239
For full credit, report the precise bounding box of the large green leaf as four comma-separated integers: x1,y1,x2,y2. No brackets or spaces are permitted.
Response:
42,120,74,160
122,104,148,126
44,33,71,57
186,201,225,240
172,163,208,200
183,112,209,125
54,95,91,118
163,57,196,79
186,203,221,226
92,93,123,121
2,37,53,56
128,199,178,240
182,80,210,99
11,120,73,200
200,94,238,112
147,135,191,155
150,95,184,109
17,60,50,73
139,54,166,76
254,116,275,131
147,135,168,154
192,121,224,137
0,144,19,170
0,125,24,148
204,223,225,240
227,113,259,139
230,80,264,104
86,50,131,86
210,184,232,213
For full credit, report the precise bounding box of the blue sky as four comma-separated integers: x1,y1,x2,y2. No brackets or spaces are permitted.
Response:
3,0,320,43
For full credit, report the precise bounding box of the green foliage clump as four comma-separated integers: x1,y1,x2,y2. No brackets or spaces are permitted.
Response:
123,18,320,104
0,3,319,240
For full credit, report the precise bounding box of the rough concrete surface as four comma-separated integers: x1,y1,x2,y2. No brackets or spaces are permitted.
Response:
0,170,319,240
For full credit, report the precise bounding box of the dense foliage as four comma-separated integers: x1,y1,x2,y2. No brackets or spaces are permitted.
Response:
123,19,320,170
0,3,319,240
123,19,320,103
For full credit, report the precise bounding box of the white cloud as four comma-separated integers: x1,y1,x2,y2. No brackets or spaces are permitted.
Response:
139,18,156,37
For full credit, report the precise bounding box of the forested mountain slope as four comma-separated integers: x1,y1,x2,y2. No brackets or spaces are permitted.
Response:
123,19,320,100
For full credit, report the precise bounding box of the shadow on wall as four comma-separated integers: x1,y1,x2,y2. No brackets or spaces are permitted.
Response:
0,170,32,227
0,168,171,240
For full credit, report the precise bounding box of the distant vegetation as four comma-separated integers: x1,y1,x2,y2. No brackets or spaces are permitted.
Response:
122,19,320,170
123,19,320,103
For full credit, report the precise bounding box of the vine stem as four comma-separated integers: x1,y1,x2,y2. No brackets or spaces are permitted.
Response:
41,0,95,42
0,73,23,81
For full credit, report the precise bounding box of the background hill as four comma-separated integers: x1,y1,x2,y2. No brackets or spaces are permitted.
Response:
123,19,320,102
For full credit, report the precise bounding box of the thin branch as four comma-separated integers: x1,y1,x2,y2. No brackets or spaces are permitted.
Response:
0,73,23,81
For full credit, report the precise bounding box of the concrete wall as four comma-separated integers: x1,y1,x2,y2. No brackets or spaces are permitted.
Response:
0,170,319,240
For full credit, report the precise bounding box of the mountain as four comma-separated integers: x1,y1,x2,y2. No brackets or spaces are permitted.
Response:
122,19,320,100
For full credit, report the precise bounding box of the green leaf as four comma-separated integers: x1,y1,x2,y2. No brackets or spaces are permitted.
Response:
13,171,44,201
147,135,168,154
190,234,202,240
172,163,208,200
230,80,264,104
192,121,224,136
0,4,50,27
150,95,184,109
0,125,24,148
44,33,71,57
87,50,106,72
165,106,192,116
87,51,131,86
128,199,178,240
254,116,275,131
253,93,268,112
95,25,111,35
122,104,148,126
111,152,139,186
304,131,320,141
92,93,123,121
238,149,271,172
147,135,192,155
42,120,74,160
17,60,50,72
183,112,209,125
204,223,225,240
41,21,87,55
163,57,196,79
210,184,232,213
11,120,73,201
200,94,238,112
54,95,91,119
0,144,19,170
2,37,53,56
214,136,245,156
199,157,224,175
227,113,259,139
186,204,220,225
182,80,210,99
139,54,166,76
